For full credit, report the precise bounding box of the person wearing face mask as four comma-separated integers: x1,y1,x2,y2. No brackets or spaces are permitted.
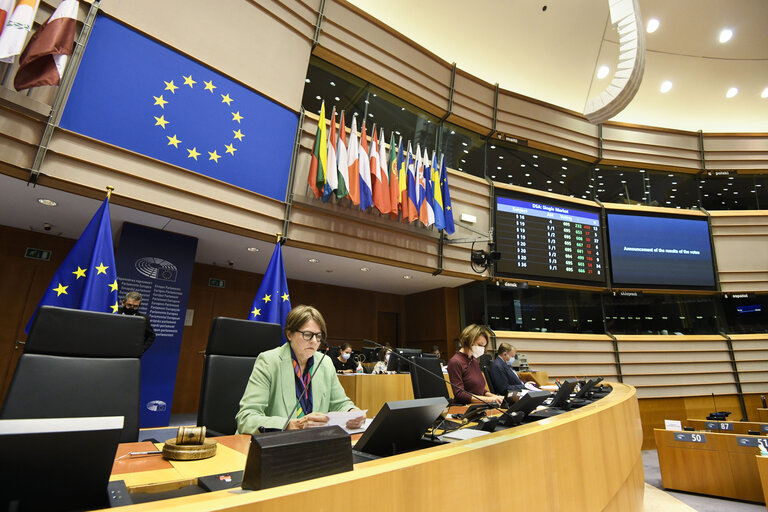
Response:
117,291,155,353
332,342,356,374
489,343,534,394
446,324,504,405
372,345,392,374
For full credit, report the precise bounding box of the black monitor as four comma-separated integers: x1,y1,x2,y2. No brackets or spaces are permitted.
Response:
420,352,439,359
410,356,450,400
360,346,380,365
574,377,603,399
0,416,123,511
354,397,448,457
386,348,422,373
507,390,551,415
549,378,579,409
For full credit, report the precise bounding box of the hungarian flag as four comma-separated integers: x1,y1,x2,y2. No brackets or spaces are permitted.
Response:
0,0,15,39
335,110,349,200
307,101,327,199
433,153,446,231
405,142,418,223
14,0,78,90
358,121,372,210
346,116,360,205
322,106,337,202
0,0,39,63
387,133,399,219
374,127,390,215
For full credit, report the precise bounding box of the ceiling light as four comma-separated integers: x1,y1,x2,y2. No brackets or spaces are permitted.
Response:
761,88,768,99
647,18,659,33
597,65,610,79
490,145,496,149
402,275,412,280
719,28,733,43
315,95,321,100
532,155,538,159
726,87,738,98
491,175,496,179
561,157,568,161
305,78,311,83
37,198,57,207
246,247,259,252
360,267,370,272
660,81,673,93
450,130,455,135
308,258,319,263
334,96,340,101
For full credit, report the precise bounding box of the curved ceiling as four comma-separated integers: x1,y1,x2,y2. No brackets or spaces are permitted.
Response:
348,0,768,133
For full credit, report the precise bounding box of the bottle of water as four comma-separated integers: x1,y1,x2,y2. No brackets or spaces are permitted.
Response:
356,359,364,374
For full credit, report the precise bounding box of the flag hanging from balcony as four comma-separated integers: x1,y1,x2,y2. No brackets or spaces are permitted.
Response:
248,241,291,334
307,101,327,199
0,0,39,63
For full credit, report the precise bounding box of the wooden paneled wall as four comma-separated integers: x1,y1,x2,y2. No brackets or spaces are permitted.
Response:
710,211,768,292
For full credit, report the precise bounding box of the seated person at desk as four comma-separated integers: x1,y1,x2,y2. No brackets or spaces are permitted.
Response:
447,324,504,405
372,345,392,374
332,342,357,374
236,305,365,433
430,344,447,367
489,343,537,393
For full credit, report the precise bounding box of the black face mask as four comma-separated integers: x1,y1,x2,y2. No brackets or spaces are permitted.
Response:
123,307,139,315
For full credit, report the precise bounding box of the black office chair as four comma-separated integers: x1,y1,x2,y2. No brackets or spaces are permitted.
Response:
196,317,282,435
477,353,493,371
1,306,145,443
410,356,451,403
481,365,499,395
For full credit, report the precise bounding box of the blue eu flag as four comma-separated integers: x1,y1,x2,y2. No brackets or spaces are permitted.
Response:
59,16,298,202
26,198,119,332
249,242,291,338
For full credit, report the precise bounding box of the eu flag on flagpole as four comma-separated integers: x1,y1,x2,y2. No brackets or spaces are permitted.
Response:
26,198,119,332
249,242,291,338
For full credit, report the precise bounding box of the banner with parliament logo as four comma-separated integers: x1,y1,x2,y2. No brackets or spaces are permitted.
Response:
60,15,298,202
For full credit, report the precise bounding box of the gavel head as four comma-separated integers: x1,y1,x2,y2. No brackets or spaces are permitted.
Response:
175,425,206,445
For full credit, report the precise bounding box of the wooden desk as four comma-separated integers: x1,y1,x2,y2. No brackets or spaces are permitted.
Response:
654,428,766,503
758,408,768,423
337,373,455,415
757,456,768,508
103,383,643,511
519,370,549,386
687,419,768,435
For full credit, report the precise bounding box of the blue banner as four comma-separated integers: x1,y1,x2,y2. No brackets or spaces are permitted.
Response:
116,223,197,427
60,15,298,202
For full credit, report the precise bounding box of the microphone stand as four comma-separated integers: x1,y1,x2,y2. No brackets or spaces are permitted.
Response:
362,339,523,429
277,340,332,432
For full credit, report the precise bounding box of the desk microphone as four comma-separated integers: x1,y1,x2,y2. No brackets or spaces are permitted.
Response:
276,339,332,432
361,339,522,427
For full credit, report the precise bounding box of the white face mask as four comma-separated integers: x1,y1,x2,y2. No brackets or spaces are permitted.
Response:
471,345,485,359
342,353,351,361
385,354,390,363
506,357,515,367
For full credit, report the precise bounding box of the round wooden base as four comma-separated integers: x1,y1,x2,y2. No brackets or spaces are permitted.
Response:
162,438,217,460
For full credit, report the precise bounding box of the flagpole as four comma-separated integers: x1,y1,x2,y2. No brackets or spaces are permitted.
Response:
106,186,114,200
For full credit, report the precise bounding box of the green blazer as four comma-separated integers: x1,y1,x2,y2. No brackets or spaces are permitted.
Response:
236,343,357,434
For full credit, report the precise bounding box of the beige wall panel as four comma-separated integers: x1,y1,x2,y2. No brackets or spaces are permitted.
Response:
703,136,768,152
495,114,597,158
496,94,596,138
705,152,768,164
731,339,768,351
533,364,618,377
525,352,616,364
497,338,614,353
621,351,728,363
733,350,768,362
599,149,700,170
451,73,494,129
100,0,315,111
736,361,768,372
601,140,700,164
0,134,36,171
602,125,699,151
622,361,733,375
636,383,737,398
0,108,46,147
706,160,768,171
711,214,768,291
742,383,768,393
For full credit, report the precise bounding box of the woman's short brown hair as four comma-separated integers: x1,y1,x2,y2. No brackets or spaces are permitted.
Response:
284,305,327,341
378,345,392,361
458,324,492,349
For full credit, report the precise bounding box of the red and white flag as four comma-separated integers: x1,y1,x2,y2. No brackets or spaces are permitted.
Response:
0,0,39,63
0,0,15,39
372,126,390,215
14,0,77,90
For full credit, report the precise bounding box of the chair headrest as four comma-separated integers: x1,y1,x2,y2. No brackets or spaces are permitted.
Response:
206,317,282,356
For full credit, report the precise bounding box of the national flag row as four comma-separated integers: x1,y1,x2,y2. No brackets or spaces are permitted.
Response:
308,100,455,234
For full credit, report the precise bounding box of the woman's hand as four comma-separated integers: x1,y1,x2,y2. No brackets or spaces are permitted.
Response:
287,412,329,430
345,413,366,430
481,394,504,405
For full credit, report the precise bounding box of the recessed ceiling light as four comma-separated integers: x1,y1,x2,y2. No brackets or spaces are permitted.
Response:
561,157,568,161
37,198,57,207
719,28,733,43
660,81,673,93
246,247,259,252
761,87,768,99
726,87,738,98
334,96,340,101
532,155,538,159
305,78,311,83
308,258,319,263
360,267,370,272
315,95,321,100
647,18,660,33
402,275,412,280
597,65,610,79
490,145,496,149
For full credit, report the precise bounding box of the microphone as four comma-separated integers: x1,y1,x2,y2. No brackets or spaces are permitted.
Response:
361,339,522,427
277,339,332,432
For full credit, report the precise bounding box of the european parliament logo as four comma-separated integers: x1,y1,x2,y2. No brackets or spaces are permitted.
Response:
135,257,178,282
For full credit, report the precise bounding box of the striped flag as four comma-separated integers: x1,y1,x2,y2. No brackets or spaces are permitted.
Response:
405,142,418,223
439,154,455,234
433,153,446,231
372,126,390,215
14,0,78,90
397,138,407,220
346,115,360,205
358,121,372,210
322,106,337,202
0,0,39,63
418,147,435,227
387,132,399,218
335,110,349,200
0,0,15,39
307,101,327,199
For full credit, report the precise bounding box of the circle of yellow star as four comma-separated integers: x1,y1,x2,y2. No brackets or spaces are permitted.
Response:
233,129,244,141
251,307,261,317
187,147,200,160
262,294,272,303
109,280,119,292
281,292,290,302
95,262,109,275
154,115,169,129
204,80,217,92
224,143,237,155
220,93,233,105
153,95,168,109
72,266,87,279
53,283,68,296
167,134,181,147
231,111,243,123
183,75,196,87
208,150,221,163
164,80,178,94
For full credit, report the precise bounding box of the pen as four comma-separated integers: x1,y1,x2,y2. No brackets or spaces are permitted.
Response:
115,450,162,461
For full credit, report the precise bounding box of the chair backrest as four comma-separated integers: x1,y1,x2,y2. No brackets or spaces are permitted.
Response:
1,354,141,443
482,365,498,395
477,353,493,371
197,317,282,435
410,356,450,401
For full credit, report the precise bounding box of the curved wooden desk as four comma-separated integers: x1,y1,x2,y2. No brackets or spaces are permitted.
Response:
107,383,643,511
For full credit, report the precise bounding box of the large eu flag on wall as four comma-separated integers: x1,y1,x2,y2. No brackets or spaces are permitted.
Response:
60,15,298,202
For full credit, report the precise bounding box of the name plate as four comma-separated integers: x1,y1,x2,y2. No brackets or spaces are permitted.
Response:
705,421,733,431
674,432,706,443
736,437,768,449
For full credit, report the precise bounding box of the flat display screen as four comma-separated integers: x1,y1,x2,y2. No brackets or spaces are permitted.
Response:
495,193,605,285
606,212,716,288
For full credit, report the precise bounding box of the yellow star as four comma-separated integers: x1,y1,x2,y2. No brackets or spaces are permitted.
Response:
446,205,451,211
167,134,181,147
281,292,290,302
111,301,120,313
187,147,200,160
53,283,68,296
183,75,196,87
224,143,237,156
95,262,109,275
221,93,233,105
153,95,168,109
204,80,216,92
154,115,169,129
164,80,178,94
251,307,261,317
233,129,244,141
109,280,118,292
231,111,243,123
208,150,221,163
72,266,87,279
262,294,271,303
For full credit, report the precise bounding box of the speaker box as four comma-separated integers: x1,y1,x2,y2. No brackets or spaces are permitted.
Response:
242,426,353,490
